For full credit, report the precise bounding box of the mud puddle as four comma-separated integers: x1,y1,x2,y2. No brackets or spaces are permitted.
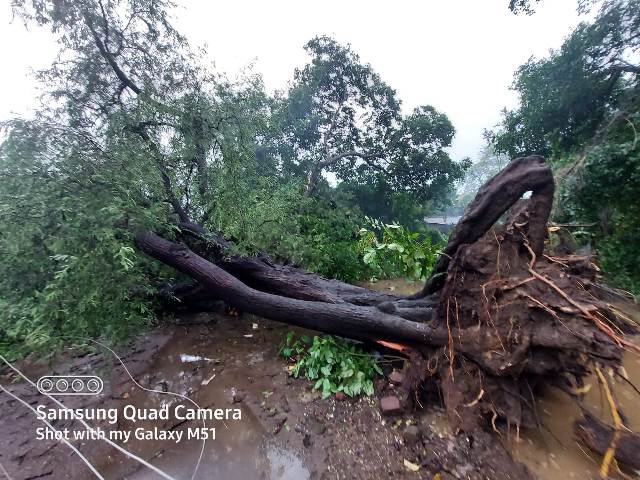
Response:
97,316,311,480
507,352,640,480
506,295,640,480
0,314,313,480
1,279,638,479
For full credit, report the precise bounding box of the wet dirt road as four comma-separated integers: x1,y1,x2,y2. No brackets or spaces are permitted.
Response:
98,316,311,480
1,313,314,480
0,279,638,479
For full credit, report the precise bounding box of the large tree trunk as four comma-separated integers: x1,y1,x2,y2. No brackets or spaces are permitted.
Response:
136,155,638,474
304,164,322,197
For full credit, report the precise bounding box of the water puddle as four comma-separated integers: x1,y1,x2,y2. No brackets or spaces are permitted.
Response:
95,319,309,480
265,443,310,480
510,353,640,479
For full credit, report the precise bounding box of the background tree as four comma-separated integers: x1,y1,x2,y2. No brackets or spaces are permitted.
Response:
490,0,640,292
275,36,468,200
456,145,509,208
1,1,468,355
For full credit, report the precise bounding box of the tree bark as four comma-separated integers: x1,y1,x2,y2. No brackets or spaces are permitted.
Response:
303,165,322,197
575,412,640,471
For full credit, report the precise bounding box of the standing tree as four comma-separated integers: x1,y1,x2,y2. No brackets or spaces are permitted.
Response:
276,36,468,199
488,0,640,293
489,0,639,157
456,145,509,208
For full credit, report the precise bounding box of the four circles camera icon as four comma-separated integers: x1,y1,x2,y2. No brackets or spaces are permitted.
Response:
37,375,103,396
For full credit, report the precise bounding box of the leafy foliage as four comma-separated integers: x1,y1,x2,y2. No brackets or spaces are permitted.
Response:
490,0,640,294
490,0,639,158
337,174,449,231
555,113,640,292
275,36,468,198
0,119,172,358
0,0,467,358
508,0,541,14
358,219,444,281
279,332,382,399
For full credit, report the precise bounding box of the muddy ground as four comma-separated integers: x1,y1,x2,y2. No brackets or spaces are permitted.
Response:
1,280,639,480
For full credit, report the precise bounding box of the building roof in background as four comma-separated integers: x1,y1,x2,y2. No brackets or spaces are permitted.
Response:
424,216,462,225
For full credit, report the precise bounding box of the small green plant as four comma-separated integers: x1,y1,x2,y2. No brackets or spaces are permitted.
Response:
279,332,382,399
357,218,444,281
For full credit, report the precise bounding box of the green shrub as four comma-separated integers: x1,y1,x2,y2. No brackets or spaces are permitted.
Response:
550,112,640,295
357,218,444,281
279,332,382,398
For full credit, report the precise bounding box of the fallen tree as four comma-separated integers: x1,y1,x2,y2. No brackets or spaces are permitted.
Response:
137,155,640,476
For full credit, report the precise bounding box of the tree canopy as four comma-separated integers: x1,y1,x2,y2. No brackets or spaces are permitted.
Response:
0,0,468,355
489,0,640,293
274,36,466,199
489,0,639,157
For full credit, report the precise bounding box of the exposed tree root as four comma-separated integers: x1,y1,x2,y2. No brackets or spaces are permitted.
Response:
575,412,640,472
136,155,640,478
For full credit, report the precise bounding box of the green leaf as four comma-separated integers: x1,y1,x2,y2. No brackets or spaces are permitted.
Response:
363,380,374,396
321,378,331,398
341,368,354,378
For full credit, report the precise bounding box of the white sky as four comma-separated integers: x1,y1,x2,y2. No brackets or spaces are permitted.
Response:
0,1,586,162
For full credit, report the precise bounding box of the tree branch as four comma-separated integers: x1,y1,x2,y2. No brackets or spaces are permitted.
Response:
304,149,384,196
611,60,640,74
126,123,190,223
97,0,110,49
135,231,621,372
319,149,384,168
322,103,343,158
84,13,142,95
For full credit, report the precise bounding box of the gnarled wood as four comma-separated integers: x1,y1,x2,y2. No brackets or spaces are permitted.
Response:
575,412,640,471
136,231,435,344
135,154,635,463
415,155,554,297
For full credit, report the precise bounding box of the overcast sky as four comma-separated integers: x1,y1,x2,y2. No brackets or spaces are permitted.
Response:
0,1,586,162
